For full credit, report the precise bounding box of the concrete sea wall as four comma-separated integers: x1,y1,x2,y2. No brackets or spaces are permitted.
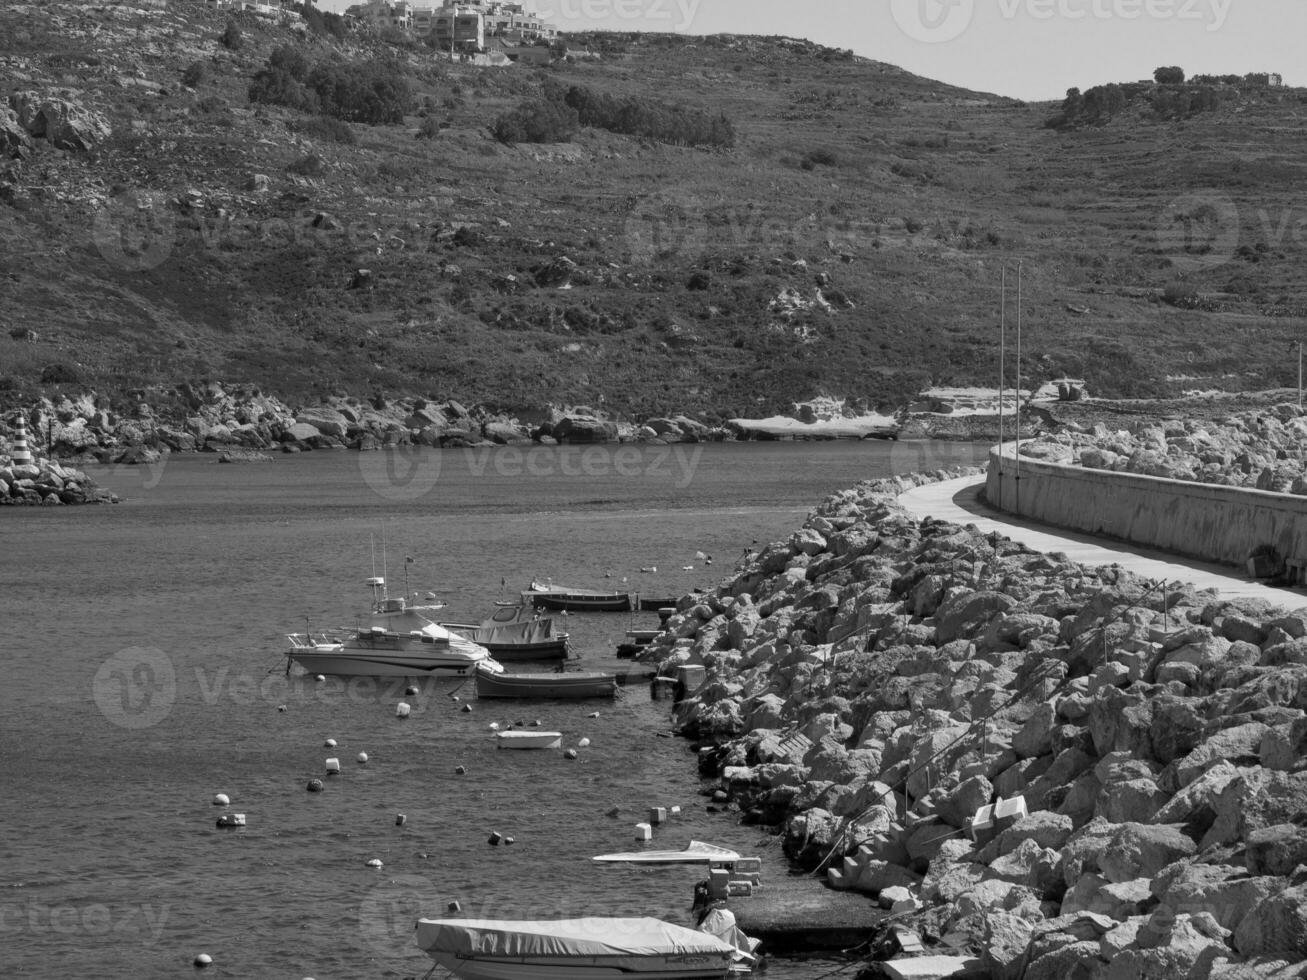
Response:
985,443,1307,569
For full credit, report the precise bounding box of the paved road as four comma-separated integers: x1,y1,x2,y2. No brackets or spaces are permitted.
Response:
898,476,1307,611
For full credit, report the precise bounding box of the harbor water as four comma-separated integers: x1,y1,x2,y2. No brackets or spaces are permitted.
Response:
0,439,985,978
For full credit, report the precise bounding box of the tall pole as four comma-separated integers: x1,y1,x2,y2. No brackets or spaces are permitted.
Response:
999,266,1006,481
1015,261,1022,509
1298,340,1302,408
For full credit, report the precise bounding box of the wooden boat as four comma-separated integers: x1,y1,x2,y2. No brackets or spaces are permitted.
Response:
592,841,743,866
476,669,617,700
414,916,753,978
638,596,680,612
444,603,570,662
494,730,561,750
522,580,632,612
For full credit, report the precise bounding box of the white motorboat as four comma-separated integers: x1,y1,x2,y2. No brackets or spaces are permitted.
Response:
414,916,754,979
495,730,562,750
286,577,503,678
591,841,743,866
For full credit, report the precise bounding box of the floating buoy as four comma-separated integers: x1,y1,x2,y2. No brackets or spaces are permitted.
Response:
452,695,461,702
324,738,336,748
395,814,407,827
563,749,578,760
587,711,600,719
325,758,341,774
306,778,324,793
454,765,467,775
366,858,383,868
641,566,657,573
488,722,500,731
530,719,542,727
315,674,326,683
711,789,728,803
461,704,473,713
277,704,287,712
194,953,212,968
406,684,419,696
357,752,369,764
447,901,461,913
396,702,411,718
605,806,620,818
488,831,504,846
212,793,230,806
649,807,667,825
670,805,682,817
504,836,516,846
635,822,653,841
577,738,591,748
216,813,246,828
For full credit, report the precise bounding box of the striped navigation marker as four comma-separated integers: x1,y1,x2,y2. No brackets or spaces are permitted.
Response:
9,414,33,466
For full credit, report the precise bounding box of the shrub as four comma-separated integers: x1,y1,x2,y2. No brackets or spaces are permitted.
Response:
491,98,579,144
1154,66,1185,84
219,22,243,51
416,115,442,139
287,152,325,177
556,81,735,148
249,52,412,125
293,115,357,145
800,147,838,170
182,61,207,89
1162,281,1199,308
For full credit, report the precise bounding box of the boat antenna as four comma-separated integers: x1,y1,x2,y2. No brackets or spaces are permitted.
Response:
404,554,412,603
381,526,389,601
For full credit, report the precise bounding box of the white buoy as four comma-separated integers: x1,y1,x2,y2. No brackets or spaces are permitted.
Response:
193,953,212,968
212,793,230,806
395,813,407,826
488,722,500,731
315,674,326,682
587,711,600,719
396,702,411,718
324,738,337,748
357,752,369,764
635,822,653,841
366,858,383,868
577,738,591,748
277,704,287,712
406,684,419,696
325,758,341,774
670,805,682,817
461,704,473,713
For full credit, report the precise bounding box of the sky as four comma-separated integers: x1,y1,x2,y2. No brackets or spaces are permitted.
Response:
313,0,1307,101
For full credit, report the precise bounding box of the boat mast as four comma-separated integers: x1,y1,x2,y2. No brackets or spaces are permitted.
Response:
999,265,1006,479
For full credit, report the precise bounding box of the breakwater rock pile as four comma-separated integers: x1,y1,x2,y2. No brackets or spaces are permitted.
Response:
0,384,734,463
648,470,1307,979
0,417,115,505
1025,401,1307,493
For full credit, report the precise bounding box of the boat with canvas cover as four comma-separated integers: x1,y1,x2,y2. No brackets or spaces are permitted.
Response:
444,603,570,662
286,577,503,678
591,841,742,866
414,916,753,978
476,669,617,700
522,580,632,612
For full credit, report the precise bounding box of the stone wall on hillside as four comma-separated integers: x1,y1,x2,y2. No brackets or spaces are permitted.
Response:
986,443,1307,570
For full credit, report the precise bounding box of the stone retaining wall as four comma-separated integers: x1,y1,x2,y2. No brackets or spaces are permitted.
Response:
985,443,1307,569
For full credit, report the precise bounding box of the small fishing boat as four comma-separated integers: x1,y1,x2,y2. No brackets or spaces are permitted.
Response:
592,841,743,866
476,669,617,700
495,730,562,750
522,580,632,612
414,916,754,978
444,603,570,662
286,577,503,678
638,595,680,612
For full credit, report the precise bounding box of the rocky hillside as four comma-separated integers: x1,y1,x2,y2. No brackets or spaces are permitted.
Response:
3,1,1307,422
654,472,1307,978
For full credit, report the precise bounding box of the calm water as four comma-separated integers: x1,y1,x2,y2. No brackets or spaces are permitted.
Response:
0,440,984,979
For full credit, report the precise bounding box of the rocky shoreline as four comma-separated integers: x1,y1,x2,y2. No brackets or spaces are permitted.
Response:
648,468,1307,978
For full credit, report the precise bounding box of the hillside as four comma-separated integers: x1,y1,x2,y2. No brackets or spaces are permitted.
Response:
3,1,1307,423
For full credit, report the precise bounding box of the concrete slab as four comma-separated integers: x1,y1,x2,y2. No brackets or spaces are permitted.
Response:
730,876,883,952
880,954,986,979
897,477,1307,611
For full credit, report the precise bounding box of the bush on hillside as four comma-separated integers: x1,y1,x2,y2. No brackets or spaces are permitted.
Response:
554,81,735,148
249,48,412,125
1154,66,1185,85
219,22,243,51
182,61,207,88
1152,85,1221,120
490,98,579,144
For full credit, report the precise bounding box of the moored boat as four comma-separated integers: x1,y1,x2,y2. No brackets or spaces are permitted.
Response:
286,577,503,678
591,841,743,867
522,580,632,612
494,730,562,750
414,916,753,978
638,595,680,611
445,603,570,662
476,669,617,700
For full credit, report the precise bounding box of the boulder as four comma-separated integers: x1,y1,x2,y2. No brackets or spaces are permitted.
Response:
1098,822,1197,884
10,90,111,151
553,416,617,443
0,103,32,157
1234,884,1307,958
